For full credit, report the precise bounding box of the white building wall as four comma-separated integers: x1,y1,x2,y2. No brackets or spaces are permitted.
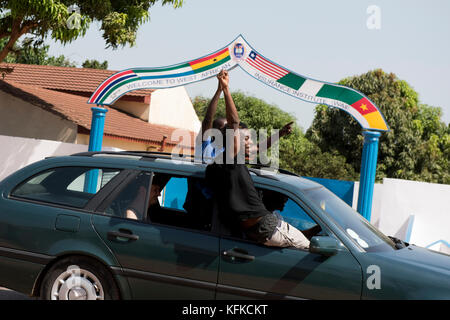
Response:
149,87,201,132
0,135,120,182
353,178,450,254
0,91,77,142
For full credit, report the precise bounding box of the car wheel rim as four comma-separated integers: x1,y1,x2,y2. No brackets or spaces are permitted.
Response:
50,265,104,300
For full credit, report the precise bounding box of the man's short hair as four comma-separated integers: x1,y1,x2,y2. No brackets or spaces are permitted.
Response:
212,117,227,130
239,121,248,129
152,173,170,188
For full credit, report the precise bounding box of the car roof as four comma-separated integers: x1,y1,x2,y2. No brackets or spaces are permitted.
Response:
44,151,324,192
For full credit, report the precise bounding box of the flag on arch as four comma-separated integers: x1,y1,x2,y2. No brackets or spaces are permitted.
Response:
88,34,389,132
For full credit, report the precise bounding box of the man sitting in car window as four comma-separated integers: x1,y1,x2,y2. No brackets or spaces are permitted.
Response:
262,189,322,240
205,70,313,250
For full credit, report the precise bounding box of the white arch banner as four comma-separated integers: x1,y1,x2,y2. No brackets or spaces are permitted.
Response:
89,35,388,131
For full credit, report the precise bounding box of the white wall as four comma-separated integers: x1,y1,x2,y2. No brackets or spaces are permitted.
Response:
0,91,77,142
353,178,450,253
149,87,201,132
113,99,150,121
0,135,120,182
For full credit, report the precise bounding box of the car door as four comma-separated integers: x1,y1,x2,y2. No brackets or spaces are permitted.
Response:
91,171,220,299
216,188,362,300
0,165,124,294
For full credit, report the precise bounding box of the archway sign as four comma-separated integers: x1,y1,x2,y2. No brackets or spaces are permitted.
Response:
88,35,389,220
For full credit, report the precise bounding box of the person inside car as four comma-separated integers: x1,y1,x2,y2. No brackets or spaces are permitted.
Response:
205,70,311,250
262,189,322,240
126,174,168,222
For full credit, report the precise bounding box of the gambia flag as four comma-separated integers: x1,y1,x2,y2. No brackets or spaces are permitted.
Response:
89,47,235,105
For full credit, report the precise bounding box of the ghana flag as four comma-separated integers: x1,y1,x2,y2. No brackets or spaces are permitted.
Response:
89,47,237,105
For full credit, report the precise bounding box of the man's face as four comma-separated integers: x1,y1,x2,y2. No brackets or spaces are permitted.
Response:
241,128,256,159
149,184,161,206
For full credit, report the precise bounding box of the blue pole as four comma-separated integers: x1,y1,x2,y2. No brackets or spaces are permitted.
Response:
88,107,108,152
357,130,381,221
84,106,108,193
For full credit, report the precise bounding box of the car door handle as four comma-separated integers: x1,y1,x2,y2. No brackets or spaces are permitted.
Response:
222,248,255,261
107,229,139,241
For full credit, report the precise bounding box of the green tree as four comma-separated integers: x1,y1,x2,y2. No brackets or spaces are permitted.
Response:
82,59,108,69
193,91,358,180
306,69,449,184
0,37,76,66
0,0,183,62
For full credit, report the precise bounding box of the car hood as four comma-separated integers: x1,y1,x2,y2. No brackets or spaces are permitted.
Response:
387,245,450,274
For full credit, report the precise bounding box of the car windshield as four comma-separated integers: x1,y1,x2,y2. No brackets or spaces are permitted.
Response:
304,186,396,252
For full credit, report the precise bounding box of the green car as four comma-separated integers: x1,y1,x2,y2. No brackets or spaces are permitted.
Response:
0,151,448,300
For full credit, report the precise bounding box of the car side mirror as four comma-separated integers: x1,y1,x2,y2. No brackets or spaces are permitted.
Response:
309,236,340,256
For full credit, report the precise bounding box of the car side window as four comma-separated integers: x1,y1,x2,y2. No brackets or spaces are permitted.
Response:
11,167,121,208
104,172,152,220
261,189,317,231
150,173,213,232
105,172,214,232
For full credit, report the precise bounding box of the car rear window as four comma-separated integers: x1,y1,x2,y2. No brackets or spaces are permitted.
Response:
11,167,121,208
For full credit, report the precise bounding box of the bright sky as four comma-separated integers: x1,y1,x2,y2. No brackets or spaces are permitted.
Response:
47,0,450,131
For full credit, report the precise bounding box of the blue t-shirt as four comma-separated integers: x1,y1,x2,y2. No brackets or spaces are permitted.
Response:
199,136,225,164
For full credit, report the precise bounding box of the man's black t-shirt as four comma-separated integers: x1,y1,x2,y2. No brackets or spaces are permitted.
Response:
206,162,278,242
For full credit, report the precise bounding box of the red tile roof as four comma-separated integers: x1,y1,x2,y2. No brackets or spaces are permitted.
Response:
0,80,194,149
0,63,153,97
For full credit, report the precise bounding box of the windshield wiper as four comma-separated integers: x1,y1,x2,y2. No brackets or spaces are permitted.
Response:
388,236,409,249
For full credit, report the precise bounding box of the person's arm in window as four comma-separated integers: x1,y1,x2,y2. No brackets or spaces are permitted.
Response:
125,186,147,220
126,209,139,220
301,224,322,240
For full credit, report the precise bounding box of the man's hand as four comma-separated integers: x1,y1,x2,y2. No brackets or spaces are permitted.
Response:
279,121,294,137
217,69,229,91
202,70,226,134
302,224,322,240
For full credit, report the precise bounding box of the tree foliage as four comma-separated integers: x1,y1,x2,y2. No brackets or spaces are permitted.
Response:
193,91,358,180
82,59,108,69
0,37,76,66
306,69,449,184
0,0,183,62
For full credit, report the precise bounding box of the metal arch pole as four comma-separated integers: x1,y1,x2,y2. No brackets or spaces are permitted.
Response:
88,106,108,152
357,130,381,221
84,106,108,193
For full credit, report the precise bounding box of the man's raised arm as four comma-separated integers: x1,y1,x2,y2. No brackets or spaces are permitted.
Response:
218,70,240,158
201,79,222,135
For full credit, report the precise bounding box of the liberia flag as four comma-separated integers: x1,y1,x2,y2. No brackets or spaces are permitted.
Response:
246,50,307,91
246,50,289,80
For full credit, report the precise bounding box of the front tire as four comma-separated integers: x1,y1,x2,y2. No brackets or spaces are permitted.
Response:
40,256,120,300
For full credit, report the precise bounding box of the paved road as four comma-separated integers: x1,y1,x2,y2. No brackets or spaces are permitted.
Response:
0,287,33,300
